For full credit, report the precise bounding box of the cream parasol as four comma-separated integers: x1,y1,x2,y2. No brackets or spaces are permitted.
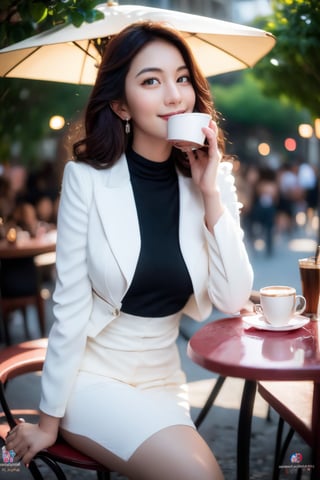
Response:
0,3,276,84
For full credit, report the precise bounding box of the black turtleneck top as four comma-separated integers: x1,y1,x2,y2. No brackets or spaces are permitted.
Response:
121,148,193,317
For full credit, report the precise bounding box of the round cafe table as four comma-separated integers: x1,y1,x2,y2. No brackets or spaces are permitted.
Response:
0,231,57,259
0,231,57,343
187,315,320,480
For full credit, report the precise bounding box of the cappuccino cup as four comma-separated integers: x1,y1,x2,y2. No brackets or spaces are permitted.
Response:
254,286,306,326
167,112,211,151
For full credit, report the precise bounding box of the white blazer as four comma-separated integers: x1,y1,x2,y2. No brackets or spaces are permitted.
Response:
40,154,253,417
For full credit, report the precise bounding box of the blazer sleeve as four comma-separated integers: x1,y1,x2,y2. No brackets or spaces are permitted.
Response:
39,161,93,417
204,162,254,313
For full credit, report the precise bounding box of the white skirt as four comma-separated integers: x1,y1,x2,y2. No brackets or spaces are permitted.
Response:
60,311,195,460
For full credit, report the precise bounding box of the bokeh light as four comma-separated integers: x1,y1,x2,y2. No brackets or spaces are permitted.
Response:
298,124,313,138
49,115,65,130
284,138,296,151
258,143,270,156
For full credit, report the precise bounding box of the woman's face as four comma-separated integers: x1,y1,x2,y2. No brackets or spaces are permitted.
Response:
123,39,196,159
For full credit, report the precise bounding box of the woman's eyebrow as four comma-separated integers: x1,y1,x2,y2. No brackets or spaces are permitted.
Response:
135,65,188,78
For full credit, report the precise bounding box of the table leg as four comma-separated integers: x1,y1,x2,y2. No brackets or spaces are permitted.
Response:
237,380,257,480
195,375,226,428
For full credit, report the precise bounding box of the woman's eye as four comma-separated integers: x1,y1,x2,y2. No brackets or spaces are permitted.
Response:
177,75,190,83
142,78,159,86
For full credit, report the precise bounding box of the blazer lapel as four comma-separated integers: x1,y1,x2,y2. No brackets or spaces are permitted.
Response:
93,154,141,288
93,157,205,295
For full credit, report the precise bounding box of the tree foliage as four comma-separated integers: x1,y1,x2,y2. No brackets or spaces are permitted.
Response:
0,0,103,48
0,1,102,166
0,78,90,166
253,0,320,119
211,72,307,162
213,73,306,133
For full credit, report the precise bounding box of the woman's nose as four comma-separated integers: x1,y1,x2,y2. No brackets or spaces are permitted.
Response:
164,82,182,105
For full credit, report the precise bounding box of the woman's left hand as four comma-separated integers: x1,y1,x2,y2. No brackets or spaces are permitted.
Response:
185,120,222,196
5,418,58,467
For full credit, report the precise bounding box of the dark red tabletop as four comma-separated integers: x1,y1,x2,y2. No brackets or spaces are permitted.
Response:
187,316,320,382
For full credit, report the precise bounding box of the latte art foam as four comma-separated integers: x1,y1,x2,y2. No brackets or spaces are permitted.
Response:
261,286,295,297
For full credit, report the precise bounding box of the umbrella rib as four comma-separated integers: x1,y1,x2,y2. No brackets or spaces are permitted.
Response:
72,40,98,85
3,46,43,76
187,33,250,69
71,40,97,60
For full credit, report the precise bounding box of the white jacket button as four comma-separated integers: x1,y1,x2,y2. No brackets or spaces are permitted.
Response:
113,308,120,317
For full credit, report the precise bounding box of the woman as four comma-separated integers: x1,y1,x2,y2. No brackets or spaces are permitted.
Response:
6,22,253,480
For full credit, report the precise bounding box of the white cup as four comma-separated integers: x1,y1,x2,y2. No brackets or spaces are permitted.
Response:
167,112,211,151
254,285,306,326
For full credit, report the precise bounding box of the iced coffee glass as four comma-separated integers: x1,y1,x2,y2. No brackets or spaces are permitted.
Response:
299,257,320,319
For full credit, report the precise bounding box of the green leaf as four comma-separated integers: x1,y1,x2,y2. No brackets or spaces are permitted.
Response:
85,9,104,23
30,2,48,24
70,10,85,28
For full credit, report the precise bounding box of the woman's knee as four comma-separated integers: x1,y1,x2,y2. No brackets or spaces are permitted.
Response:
128,425,224,480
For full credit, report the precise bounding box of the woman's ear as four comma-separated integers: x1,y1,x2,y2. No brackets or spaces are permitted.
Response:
109,101,130,121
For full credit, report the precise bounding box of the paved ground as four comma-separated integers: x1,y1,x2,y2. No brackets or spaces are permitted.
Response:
0,226,317,479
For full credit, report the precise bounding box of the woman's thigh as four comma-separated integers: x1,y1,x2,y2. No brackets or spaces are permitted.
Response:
60,425,224,480
60,427,133,477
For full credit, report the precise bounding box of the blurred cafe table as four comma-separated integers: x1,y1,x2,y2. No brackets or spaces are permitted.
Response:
0,230,57,259
187,315,320,480
0,230,57,343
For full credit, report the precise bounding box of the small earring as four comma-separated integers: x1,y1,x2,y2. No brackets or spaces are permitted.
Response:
125,118,130,134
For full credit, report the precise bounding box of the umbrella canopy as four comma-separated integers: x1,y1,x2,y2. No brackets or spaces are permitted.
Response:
0,3,276,84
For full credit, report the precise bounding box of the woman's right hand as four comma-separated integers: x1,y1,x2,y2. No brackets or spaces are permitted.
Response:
5,416,58,466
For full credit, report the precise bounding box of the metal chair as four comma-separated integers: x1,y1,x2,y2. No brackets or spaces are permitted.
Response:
0,338,112,480
258,380,315,480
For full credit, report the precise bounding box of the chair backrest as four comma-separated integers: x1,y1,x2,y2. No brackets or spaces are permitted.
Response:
0,338,47,383
0,339,47,429
258,380,314,446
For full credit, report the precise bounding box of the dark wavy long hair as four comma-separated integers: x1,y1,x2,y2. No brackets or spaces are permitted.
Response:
73,21,226,176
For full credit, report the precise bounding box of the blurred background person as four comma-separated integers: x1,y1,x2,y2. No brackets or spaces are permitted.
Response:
276,162,302,234
246,166,279,256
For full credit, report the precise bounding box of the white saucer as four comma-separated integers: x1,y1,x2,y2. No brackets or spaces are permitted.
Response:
243,315,309,331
